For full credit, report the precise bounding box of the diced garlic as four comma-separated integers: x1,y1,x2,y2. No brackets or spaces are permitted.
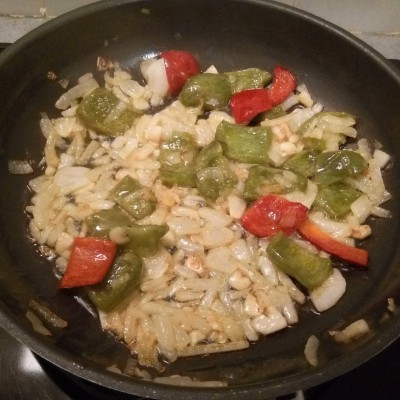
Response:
243,293,262,317
228,270,251,291
198,207,233,227
200,224,234,248
251,306,287,335
227,194,247,219
351,224,371,239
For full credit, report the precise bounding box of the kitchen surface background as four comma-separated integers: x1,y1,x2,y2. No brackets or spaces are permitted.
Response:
0,0,400,59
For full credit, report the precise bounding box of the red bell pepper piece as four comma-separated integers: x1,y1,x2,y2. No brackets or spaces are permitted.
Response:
267,65,297,106
297,217,368,267
161,50,200,97
230,88,273,125
60,237,117,288
240,194,308,237
230,66,296,124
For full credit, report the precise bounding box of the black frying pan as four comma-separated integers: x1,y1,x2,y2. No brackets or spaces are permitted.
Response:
1,0,400,398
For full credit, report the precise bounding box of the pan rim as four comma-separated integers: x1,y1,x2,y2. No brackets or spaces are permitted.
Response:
2,299,400,398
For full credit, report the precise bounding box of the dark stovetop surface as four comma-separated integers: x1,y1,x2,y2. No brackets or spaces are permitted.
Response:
1,324,400,400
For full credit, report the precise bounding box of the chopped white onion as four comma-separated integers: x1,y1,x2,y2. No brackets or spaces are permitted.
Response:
280,93,299,111
332,319,370,343
357,138,372,160
8,160,33,175
297,85,314,108
373,149,391,169
177,340,249,357
198,207,233,227
154,375,227,387
371,204,391,218
229,239,253,264
261,106,319,133
205,247,237,274
304,335,320,366
140,57,169,96
29,299,68,328
251,306,287,335
55,75,99,110
53,166,91,194
350,194,372,224
204,65,219,74
281,180,318,209
310,269,346,312
227,194,247,219
308,211,352,239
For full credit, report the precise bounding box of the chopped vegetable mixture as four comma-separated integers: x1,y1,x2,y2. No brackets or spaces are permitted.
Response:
26,50,391,371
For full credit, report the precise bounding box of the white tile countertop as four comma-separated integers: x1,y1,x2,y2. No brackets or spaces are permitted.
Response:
0,0,400,60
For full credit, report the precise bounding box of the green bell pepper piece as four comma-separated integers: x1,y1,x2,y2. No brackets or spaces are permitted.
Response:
179,73,231,111
110,175,156,220
267,232,333,290
302,137,326,152
284,149,319,178
313,182,362,219
225,68,271,94
159,168,196,188
123,224,169,258
159,132,198,187
77,87,139,136
243,165,307,201
251,106,286,125
297,111,355,136
215,120,273,165
195,155,238,201
263,105,286,120
85,207,133,239
315,150,368,186
86,209,168,258
194,141,223,170
87,251,143,311
193,141,237,200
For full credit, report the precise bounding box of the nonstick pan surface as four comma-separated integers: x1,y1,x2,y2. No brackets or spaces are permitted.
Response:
0,1,400,398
